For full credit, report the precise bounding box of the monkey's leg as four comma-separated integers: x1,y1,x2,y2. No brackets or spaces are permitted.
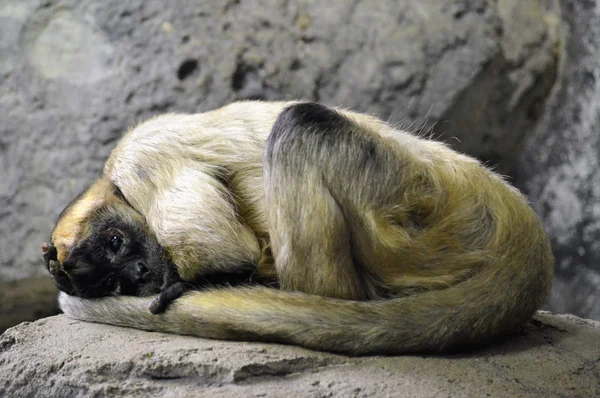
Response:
265,170,364,299
264,103,400,299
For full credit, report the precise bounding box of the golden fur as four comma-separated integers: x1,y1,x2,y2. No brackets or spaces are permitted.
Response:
55,101,554,354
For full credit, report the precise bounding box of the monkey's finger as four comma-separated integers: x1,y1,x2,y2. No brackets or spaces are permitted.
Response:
42,243,58,263
149,282,187,314
148,296,164,314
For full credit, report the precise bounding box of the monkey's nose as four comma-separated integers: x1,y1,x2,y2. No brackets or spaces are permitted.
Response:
135,262,149,282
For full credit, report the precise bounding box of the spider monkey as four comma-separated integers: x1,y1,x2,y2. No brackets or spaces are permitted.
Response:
44,101,554,355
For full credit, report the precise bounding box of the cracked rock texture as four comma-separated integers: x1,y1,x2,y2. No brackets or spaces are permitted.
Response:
0,312,598,397
0,0,559,283
518,0,600,320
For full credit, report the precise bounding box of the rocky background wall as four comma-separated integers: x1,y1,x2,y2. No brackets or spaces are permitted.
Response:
519,0,600,320
0,0,597,328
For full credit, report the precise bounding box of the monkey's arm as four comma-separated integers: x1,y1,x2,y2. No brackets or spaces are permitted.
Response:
148,262,264,314
107,151,261,282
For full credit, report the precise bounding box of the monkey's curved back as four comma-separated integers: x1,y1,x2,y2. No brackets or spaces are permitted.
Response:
58,101,554,354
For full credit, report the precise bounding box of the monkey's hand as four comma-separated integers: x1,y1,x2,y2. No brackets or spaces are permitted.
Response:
148,263,189,314
148,282,188,314
148,263,262,314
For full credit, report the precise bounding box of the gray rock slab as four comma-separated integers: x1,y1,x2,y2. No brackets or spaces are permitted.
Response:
0,312,598,397
518,0,600,320
0,0,559,282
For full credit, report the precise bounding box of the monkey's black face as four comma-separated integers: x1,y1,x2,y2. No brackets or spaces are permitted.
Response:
44,213,172,298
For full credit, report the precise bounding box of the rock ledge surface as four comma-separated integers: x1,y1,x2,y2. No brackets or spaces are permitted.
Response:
0,311,598,397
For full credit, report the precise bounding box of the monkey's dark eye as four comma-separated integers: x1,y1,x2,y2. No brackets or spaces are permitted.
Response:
109,236,122,252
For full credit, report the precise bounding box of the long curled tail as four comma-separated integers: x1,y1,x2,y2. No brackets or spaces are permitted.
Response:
59,249,552,355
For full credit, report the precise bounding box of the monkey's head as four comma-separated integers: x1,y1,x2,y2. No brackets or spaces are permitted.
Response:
43,178,171,298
